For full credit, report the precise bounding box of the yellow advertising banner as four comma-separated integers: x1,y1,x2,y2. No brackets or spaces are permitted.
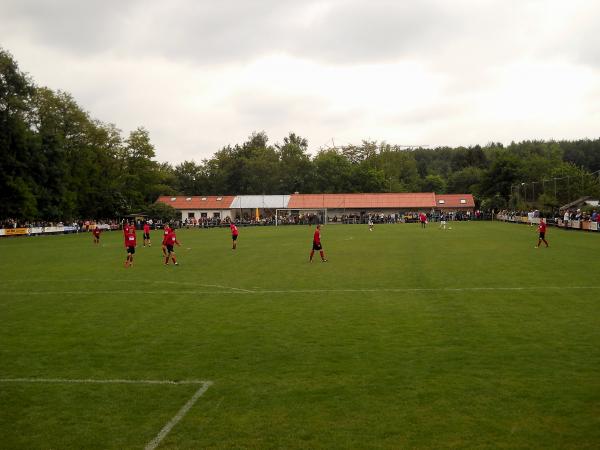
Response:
4,227,29,235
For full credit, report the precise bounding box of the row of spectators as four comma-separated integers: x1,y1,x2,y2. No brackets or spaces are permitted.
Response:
562,209,600,223
0,219,70,228
498,209,600,226
3,209,486,231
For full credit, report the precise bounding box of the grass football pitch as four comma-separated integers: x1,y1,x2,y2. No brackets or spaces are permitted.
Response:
0,221,599,449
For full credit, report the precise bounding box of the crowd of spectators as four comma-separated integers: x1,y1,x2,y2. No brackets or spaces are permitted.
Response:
498,208,600,229
3,209,485,234
0,219,69,229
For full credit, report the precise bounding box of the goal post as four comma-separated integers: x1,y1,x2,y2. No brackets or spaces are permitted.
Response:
275,208,328,226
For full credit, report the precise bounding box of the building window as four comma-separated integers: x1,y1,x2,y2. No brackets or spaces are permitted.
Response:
201,213,207,218
217,197,222,201
170,197,176,201
460,199,466,204
213,212,220,218
201,197,207,201
188,212,195,218
438,199,445,204
186,197,192,201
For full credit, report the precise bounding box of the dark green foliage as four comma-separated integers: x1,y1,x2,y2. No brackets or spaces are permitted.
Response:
144,202,178,222
2,47,600,221
0,49,167,220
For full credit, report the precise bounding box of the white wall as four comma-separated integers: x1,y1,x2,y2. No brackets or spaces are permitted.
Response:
179,209,232,220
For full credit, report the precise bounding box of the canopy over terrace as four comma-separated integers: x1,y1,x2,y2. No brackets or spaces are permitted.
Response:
230,195,291,220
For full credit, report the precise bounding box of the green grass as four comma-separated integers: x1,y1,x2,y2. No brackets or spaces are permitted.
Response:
1,222,599,449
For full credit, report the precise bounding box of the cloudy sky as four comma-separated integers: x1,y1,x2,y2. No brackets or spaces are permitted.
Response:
1,0,599,163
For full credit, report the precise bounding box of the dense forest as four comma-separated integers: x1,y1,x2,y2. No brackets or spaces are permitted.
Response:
2,48,600,221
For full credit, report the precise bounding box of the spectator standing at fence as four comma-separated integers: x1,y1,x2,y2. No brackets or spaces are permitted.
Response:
535,218,549,248
368,217,374,231
563,210,570,228
92,226,101,245
164,228,181,265
310,224,327,262
124,227,137,268
143,222,151,247
230,222,239,249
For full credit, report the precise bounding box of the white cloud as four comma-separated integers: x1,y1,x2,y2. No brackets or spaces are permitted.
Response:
1,0,599,163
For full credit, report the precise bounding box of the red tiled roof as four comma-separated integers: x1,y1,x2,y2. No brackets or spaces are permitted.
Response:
434,194,475,208
156,196,235,209
287,193,437,209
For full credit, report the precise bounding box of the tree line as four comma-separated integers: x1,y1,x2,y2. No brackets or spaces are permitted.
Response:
2,48,600,221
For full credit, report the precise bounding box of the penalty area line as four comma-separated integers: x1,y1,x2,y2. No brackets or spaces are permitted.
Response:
144,381,213,450
0,378,213,450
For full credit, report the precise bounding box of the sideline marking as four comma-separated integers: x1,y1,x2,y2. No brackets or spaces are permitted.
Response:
144,381,212,450
0,378,213,449
3,286,600,295
0,378,208,385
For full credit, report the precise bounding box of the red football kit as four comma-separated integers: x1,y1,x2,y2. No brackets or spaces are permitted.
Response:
143,224,150,234
231,224,239,236
313,229,321,244
93,228,101,237
162,226,172,245
166,231,179,246
538,221,547,233
125,231,136,248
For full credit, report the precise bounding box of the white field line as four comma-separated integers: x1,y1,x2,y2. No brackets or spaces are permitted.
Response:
3,286,600,295
0,378,213,450
0,378,208,385
200,283,254,293
3,279,253,292
144,381,213,450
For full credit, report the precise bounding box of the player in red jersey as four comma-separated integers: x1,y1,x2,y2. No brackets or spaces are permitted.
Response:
124,228,137,268
230,222,239,250
419,212,427,228
123,220,130,236
309,224,327,262
161,224,172,257
143,222,151,247
164,228,181,265
92,226,101,245
535,218,549,248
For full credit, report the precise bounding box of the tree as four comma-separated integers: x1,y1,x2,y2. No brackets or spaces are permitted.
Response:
480,153,522,200
313,149,353,193
276,132,313,193
0,48,37,219
368,144,420,191
173,160,208,195
350,165,386,192
145,202,178,222
421,174,446,193
121,127,160,211
447,167,483,195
